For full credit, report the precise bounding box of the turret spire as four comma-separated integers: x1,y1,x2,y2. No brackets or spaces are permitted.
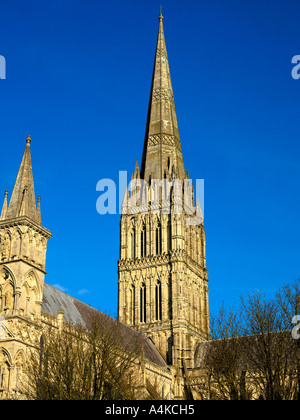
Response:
5,136,41,224
140,13,185,183
0,191,8,221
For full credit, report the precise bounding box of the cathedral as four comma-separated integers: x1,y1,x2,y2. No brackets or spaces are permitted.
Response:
0,13,209,399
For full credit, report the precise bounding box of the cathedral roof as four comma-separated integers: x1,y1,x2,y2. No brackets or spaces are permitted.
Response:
42,283,167,368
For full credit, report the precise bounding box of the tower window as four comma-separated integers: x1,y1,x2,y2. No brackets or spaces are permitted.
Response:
140,284,146,323
130,286,135,325
140,225,146,258
0,363,10,390
155,281,162,321
156,223,162,255
131,229,136,259
167,221,171,252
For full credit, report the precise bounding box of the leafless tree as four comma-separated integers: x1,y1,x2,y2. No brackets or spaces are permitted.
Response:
194,280,300,400
276,279,300,399
20,312,141,400
240,290,297,400
197,304,252,400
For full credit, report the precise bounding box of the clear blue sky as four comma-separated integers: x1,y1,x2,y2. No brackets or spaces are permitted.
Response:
0,0,300,317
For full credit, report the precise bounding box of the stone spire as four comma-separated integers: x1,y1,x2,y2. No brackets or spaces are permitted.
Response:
140,12,185,183
5,135,40,224
118,14,210,372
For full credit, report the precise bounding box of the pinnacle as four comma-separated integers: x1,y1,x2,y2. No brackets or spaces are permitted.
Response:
4,135,41,224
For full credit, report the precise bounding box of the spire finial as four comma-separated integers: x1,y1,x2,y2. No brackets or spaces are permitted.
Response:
26,134,31,144
159,5,163,19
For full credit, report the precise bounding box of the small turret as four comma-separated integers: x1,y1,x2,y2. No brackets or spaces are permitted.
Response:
5,135,41,224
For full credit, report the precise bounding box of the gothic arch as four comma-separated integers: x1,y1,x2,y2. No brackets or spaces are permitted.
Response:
0,266,16,313
0,347,12,364
22,269,41,299
155,221,162,255
1,283,15,313
155,279,162,321
22,230,30,259
0,347,12,391
39,237,47,267
0,266,16,287
14,349,26,366
140,221,147,258
167,219,172,252
152,214,161,229
14,349,26,392
135,216,145,232
128,283,136,325
139,282,147,323
30,234,37,262
11,228,22,260
129,225,136,259
19,269,41,317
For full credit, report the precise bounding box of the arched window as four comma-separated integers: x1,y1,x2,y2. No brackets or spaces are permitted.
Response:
131,228,136,259
156,223,162,255
140,283,146,323
1,284,14,313
130,286,135,325
31,235,39,263
140,224,146,258
155,281,162,321
0,349,11,391
14,351,25,393
11,230,21,260
0,269,14,313
167,221,171,252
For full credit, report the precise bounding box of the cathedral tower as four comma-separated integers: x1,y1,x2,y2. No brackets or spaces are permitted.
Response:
118,14,210,369
0,136,51,394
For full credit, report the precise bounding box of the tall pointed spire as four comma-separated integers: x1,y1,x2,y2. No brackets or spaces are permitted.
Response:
5,135,40,224
140,12,185,183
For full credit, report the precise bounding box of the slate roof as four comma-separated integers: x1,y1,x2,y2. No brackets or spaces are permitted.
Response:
42,283,167,368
